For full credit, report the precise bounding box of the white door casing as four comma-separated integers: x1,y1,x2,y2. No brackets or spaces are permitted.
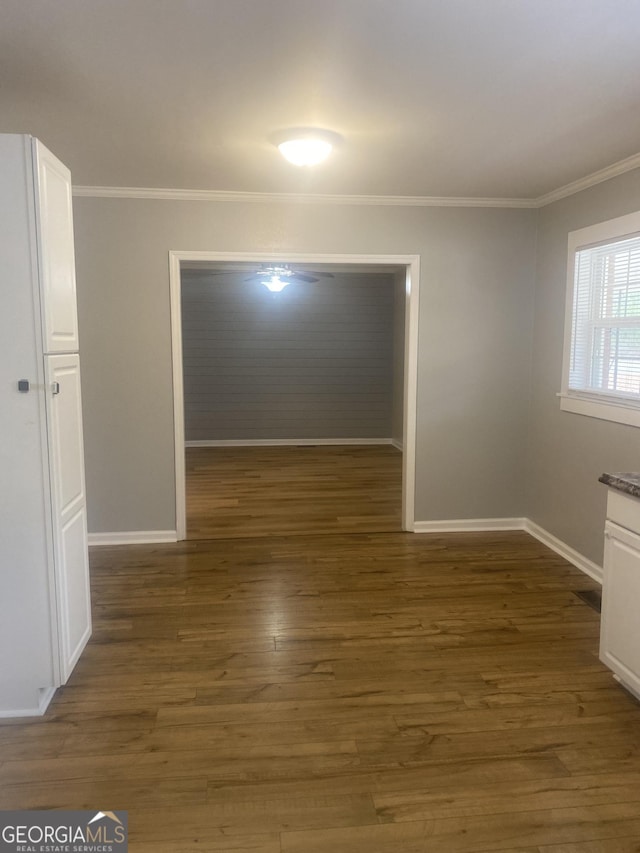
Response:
169,251,420,539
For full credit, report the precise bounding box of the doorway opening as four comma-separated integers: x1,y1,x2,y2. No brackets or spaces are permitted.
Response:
169,252,420,540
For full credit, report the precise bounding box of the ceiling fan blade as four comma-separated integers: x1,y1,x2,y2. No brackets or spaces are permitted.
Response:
243,267,333,284
289,273,319,283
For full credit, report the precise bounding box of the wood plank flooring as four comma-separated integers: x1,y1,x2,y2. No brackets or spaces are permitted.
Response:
1,531,640,852
185,445,402,539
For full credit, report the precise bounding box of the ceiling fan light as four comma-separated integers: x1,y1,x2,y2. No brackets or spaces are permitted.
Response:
278,138,333,167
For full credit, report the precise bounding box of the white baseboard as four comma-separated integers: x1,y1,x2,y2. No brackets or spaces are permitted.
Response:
412,516,602,584
391,439,404,451
524,519,603,584
0,707,43,719
87,520,601,584
413,517,527,533
185,438,394,447
38,686,56,715
88,530,178,546
0,686,56,719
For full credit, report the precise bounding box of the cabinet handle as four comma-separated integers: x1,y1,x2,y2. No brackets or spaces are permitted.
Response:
51,381,60,395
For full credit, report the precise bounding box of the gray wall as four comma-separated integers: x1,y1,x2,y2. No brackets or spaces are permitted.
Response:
73,198,537,534
527,167,640,565
180,270,395,441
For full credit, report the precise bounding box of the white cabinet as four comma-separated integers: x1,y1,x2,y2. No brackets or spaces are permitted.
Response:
34,141,80,352
0,134,91,717
45,353,91,683
600,487,640,701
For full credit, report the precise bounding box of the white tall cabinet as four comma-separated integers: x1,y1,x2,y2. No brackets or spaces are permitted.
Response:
0,134,91,717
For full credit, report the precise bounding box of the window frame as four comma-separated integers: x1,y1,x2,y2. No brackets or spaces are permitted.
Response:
560,209,640,428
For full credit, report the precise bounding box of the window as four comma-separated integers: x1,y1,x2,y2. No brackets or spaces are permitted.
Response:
561,210,640,427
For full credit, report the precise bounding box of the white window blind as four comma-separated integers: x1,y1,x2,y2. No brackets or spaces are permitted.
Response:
569,233,640,400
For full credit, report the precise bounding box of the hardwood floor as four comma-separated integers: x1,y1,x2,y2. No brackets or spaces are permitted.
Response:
185,444,402,539
1,531,640,851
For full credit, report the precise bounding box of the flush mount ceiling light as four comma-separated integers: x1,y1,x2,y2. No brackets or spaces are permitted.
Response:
272,128,342,167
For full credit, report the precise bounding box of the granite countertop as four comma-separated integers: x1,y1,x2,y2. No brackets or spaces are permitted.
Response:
599,472,640,499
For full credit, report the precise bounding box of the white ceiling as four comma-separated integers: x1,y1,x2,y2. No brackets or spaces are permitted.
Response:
2,0,640,199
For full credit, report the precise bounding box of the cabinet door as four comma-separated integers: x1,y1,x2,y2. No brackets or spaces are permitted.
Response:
600,521,640,699
45,353,91,683
33,140,79,353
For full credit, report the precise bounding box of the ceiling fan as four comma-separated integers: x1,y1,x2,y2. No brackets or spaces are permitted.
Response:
195,263,335,292
248,264,334,292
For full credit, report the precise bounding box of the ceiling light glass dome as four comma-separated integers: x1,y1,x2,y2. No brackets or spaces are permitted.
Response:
272,128,342,167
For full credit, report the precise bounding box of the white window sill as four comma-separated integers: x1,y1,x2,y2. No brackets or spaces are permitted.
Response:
559,393,640,428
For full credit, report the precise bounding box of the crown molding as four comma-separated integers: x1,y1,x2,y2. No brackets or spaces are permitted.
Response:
72,150,640,208
71,185,536,208
533,151,640,207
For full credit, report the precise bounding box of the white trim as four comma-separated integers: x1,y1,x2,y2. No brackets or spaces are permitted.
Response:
171,251,420,539
185,438,393,447
71,150,640,209
535,152,640,207
402,258,419,530
413,517,527,533
559,394,640,428
613,672,640,703
83,518,602,586
560,210,640,428
169,251,187,540
73,185,535,208
391,439,403,451
412,517,602,584
0,687,56,719
524,520,603,584
39,686,56,715
88,530,178,546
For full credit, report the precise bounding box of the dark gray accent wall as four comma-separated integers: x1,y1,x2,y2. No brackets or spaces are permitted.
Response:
180,271,395,441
